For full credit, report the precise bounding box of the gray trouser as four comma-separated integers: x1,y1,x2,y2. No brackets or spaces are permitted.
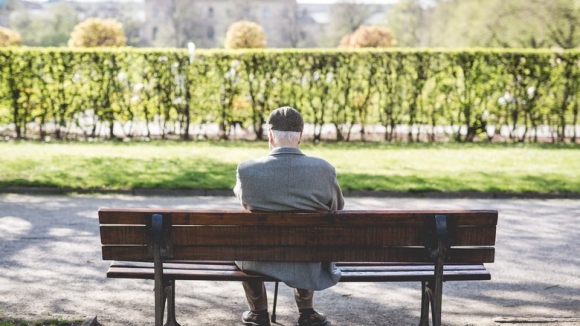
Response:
242,280,314,311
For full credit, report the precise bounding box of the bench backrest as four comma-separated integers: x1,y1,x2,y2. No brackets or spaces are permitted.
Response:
99,209,497,264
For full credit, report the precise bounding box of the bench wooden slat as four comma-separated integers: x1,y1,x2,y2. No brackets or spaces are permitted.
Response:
102,245,495,263
106,261,491,282
102,246,145,261
111,261,241,271
107,267,270,281
336,264,487,272
100,225,496,247
339,269,491,282
99,226,146,245
100,226,424,246
110,261,489,273
175,226,425,246
98,209,498,227
455,226,497,246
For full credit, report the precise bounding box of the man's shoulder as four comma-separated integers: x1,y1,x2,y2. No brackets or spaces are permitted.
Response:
302,155,336,169
237,152,335,172
237,156,271,170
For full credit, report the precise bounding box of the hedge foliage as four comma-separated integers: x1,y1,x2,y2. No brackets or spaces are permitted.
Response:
0,47,579,142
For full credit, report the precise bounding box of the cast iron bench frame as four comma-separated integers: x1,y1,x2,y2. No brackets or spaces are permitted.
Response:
98,209,498,326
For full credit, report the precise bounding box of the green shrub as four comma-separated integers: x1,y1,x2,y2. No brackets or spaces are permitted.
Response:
224,21,267,49
0,26,21,47
340,25,397,48
68,18,127,47
0,47,578,143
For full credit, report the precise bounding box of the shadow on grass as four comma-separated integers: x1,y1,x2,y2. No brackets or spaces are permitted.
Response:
0,158,240,191
337,172,580,194
3,167,580,196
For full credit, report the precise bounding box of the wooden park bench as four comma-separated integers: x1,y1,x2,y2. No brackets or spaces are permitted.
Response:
98,208,498,326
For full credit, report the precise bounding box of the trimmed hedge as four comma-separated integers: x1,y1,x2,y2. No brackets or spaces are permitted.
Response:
1,47,579,142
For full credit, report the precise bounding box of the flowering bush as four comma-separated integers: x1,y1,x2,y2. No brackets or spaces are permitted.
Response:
225,21,267,49
68,18,127,47
341,25,397,48
0,26,22,47
339,33,352,48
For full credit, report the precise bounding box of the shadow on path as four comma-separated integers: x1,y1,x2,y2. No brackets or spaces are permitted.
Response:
0,195,578,325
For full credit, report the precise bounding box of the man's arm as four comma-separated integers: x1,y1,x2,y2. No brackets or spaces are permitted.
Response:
331,168,345,211
233,167,248,209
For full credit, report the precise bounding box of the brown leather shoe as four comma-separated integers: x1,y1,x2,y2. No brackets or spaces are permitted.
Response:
296,310,328,326
242,310,271,326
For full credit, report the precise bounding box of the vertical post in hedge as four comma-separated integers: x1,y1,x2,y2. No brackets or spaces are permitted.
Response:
180,42,196,141
6,51,22,139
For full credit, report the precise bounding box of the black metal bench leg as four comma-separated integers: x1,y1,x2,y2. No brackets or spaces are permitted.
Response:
419,281,431,326
154,280,166,326
430,280,442,326
271,281,279,323
419,280,442,326
420,215,448,326
165,280,181,326
152,213,171,326
429,215,447,326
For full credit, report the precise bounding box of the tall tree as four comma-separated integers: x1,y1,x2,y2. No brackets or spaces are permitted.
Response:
324,2,373,47
280,2,309,48
0,0,21,12
11,2,78,47
227,0,259,22
148,0,205,48
422,0,580,49
538,0,580,49
387,0,428,47
91,2,145,47
484,0,547,48
425,0,494,48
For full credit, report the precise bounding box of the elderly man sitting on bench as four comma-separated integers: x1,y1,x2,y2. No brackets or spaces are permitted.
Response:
233,106,345,326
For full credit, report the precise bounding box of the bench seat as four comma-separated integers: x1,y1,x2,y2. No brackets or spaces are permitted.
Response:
107,260,491,282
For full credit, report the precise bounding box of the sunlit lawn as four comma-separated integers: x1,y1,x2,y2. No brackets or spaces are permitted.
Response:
1,141,579,194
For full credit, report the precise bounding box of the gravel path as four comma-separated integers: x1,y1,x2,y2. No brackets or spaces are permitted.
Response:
0,194,579,325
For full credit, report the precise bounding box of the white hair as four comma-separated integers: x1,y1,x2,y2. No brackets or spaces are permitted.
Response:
270,130,301,144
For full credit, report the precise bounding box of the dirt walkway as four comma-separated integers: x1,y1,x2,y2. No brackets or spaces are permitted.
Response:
0,194,579,325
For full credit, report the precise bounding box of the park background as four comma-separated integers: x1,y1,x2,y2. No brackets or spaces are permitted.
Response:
1,0,579,196
0,1,579,325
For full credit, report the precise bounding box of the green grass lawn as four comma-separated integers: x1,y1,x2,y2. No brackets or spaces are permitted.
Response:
1,141,579,195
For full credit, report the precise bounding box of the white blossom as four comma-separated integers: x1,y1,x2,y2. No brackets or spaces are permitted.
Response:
117,72,127,81
527,86,536,98
326,72,334,83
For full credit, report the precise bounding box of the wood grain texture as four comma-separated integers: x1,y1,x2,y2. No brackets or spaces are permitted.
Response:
99,209,497,264
102,245,494,263
100,225,496,246
98,209,498,226
106,260,491,282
